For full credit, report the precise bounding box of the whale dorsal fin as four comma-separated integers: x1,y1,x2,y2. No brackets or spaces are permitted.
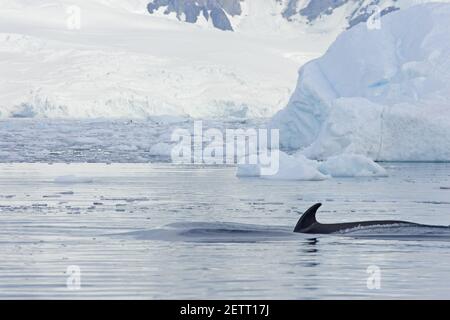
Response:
294,203,322,232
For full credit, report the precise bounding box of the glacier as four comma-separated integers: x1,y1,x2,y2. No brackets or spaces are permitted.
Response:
270,3,450,162
0,0,333,119
3,0,446,119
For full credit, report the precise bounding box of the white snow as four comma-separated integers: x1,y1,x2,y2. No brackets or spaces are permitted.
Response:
0,0,332,119
3,1,446,121
270,3,450,161
54,175,93,184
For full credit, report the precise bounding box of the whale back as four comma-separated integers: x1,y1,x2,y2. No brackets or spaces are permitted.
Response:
294,203,322,233
292,203,441,234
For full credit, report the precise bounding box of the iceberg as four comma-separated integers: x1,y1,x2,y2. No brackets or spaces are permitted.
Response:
149,142,174,157
318,154,388,177
236,151,386,180
270,3,450,161
236,151,330,181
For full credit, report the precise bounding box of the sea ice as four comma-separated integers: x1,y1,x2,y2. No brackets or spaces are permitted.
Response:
318,154,388,177
149,142,174,157
237,152,387,180
237,151,329,181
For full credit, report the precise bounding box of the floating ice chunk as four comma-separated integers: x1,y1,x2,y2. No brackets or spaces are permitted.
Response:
73,137,103,145
150,115,190,125
149,142,173,157
237,151,329,181
238,152,387,180
266,153,328,181
54,175,94,184
318,154,388,177
11,103,36,118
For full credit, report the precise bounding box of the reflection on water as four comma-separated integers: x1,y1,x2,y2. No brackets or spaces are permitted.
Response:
1,163,450,299
303,238,319,254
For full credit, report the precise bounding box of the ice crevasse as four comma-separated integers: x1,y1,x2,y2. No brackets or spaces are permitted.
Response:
269,3,450,162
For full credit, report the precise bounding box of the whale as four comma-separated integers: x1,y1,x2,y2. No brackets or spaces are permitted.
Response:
294,203,448,234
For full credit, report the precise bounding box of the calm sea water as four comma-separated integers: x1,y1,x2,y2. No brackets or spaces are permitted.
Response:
1,162,450,299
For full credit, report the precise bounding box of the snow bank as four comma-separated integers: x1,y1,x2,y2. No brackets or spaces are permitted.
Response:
54,175,94,184
270,3,450,161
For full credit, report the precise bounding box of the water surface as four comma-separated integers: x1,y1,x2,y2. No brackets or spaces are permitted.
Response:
1,163,450,299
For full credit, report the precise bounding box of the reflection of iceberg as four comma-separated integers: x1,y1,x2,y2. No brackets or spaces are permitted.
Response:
270,3,450,161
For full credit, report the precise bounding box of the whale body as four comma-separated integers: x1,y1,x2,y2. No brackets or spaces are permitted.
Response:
294,203,448,234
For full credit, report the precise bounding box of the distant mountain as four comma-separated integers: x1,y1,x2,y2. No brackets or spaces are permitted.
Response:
147,0,242,31
291,0,399,28
146,0,441,32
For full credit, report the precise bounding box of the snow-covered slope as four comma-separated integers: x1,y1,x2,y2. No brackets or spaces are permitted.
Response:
1,0,447,119
0,0,334,119
270,3,450,161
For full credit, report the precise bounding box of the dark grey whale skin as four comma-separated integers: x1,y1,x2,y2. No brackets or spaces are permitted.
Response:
294,203,447,234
